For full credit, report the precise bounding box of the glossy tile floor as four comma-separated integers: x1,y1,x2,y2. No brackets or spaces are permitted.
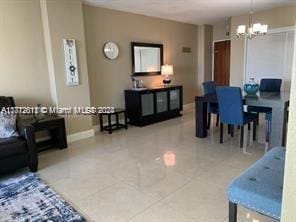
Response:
24,108,277,221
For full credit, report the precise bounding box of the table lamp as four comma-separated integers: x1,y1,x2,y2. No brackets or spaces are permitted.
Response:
161,64,173,86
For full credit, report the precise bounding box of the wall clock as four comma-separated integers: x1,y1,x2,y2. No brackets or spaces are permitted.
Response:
103,42,119,60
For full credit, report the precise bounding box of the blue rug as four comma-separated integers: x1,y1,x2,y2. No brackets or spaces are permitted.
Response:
0,173,86,222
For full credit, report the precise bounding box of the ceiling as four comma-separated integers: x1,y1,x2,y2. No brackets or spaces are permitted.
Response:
83,0,294,25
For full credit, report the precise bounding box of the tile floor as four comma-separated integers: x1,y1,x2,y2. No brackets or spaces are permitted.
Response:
5,108,276,222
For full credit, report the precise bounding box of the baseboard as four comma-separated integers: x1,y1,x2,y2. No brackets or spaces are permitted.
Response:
67,129,95,143
93,104,194,132
93,124,100,133
183,102,195,110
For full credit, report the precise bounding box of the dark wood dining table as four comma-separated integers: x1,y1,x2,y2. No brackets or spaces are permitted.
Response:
195,91,290,149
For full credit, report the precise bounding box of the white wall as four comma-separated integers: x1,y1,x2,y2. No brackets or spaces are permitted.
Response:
246,28,295,90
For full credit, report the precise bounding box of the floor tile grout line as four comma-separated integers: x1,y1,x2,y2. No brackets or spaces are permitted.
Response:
124,177,195,222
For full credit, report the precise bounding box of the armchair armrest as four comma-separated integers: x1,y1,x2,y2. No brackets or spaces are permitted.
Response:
16,118,38,172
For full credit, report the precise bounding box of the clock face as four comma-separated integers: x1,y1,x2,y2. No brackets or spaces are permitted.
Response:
103,42,119,60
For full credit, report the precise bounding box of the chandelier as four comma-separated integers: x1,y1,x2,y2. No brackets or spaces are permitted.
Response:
236,0,268,39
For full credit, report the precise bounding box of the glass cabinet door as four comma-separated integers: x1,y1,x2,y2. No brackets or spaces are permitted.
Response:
141,93,154,116
156,91,168,113
170,89,180,110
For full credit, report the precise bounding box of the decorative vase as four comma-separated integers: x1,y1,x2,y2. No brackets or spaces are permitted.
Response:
244,78,259,96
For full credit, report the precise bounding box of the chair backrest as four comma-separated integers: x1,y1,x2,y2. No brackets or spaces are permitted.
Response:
216,86,244,125
259,79,282,92
202,81,216,95
0,96,15,109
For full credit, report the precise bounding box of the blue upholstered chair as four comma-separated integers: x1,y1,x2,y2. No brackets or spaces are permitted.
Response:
248,78,282,115
216,87,258,148
202,81,219,129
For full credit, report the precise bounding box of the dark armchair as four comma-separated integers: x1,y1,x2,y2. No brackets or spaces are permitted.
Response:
0,96,38,174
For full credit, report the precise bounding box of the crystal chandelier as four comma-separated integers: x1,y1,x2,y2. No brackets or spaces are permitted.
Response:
236,0,268,39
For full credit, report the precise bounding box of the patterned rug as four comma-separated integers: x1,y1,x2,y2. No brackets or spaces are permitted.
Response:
0,173,86,222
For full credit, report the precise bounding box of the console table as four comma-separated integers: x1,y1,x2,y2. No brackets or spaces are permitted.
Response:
125,85,183,126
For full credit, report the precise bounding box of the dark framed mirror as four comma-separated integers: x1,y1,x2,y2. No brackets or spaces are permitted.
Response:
131,42,163,76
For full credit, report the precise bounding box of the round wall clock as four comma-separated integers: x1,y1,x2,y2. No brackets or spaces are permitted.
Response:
103,42,119,60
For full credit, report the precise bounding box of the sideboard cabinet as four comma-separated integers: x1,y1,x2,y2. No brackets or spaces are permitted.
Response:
124,86,183,126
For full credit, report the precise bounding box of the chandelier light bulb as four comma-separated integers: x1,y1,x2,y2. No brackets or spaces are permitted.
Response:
236,0,268,39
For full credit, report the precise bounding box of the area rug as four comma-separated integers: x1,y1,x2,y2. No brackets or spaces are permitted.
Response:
0,173,86,222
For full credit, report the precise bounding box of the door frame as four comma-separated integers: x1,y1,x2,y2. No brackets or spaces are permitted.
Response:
211,39,231,82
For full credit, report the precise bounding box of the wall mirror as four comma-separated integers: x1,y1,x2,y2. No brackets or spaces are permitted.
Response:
131,42,163,76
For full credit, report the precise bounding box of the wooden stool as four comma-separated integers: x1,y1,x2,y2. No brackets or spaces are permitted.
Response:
99,108,128,134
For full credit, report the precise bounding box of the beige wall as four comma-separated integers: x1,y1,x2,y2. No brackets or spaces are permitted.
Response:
82,5,198,117
0,0,52,106
197,25,213,94
213,19,230,41
0,0,93,136
230,6,296,87
42,0,93,135
281,23,296,221
204,25,213,82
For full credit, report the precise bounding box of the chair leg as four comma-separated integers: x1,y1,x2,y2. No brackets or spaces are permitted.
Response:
240,125,244,148
266,120,271,142
228,124,231,134
207,113,211,129
220,123,224,144
247,123,251,131
229,202,237,222
268,120,270,142
216,114,219,127
257,113,259,125
231,125,234,137
253,120,256,141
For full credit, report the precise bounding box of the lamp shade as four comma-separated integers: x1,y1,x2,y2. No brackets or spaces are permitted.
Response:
237,25,246,34
161,65,174,76
252,23,262,32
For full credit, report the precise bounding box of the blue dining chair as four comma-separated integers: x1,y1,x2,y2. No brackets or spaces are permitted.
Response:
202,81,219,129
248,78,282,115
216,86,258,148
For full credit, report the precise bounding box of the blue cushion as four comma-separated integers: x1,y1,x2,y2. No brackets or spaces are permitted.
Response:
203,81,219,114
260,79,282,92
216,87,257,126
203,81,216,95
227,147,285,220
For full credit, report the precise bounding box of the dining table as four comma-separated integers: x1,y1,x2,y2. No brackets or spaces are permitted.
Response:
195,91,290,149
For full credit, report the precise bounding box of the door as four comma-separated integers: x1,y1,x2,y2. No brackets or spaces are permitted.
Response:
214,40,230,86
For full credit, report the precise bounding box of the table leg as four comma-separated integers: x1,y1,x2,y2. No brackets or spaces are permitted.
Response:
116,113,119,128
124,111,128,129
99,114,103,132
196,98,207,138
108,114,112,134
270,104,288,148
